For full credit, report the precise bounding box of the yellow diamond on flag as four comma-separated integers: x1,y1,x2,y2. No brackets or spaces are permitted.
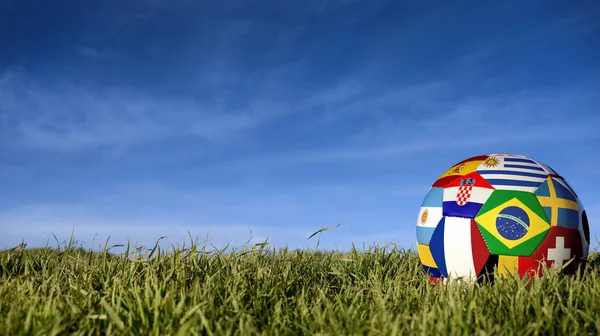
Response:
475,197,550,249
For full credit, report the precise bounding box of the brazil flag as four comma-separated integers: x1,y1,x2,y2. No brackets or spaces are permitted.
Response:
475,190,551,256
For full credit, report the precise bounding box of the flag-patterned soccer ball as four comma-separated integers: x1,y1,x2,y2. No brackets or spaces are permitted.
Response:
416,153,590,283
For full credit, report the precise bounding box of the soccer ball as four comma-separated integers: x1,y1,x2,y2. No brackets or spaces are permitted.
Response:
416,153,590,283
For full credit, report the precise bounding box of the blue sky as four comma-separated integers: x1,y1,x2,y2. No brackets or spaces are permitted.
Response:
1,0,599,252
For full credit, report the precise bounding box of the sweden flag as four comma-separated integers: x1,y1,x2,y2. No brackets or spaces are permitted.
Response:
535,177,579,229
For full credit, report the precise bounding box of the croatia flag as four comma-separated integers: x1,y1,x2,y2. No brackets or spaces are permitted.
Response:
442,172,494,218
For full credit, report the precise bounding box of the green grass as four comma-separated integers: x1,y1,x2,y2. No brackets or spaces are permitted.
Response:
1,237,599,336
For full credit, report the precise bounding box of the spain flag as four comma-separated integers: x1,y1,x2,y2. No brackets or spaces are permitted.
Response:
432,155,489,187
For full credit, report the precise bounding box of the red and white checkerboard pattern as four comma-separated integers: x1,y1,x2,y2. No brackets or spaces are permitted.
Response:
456,185,473,206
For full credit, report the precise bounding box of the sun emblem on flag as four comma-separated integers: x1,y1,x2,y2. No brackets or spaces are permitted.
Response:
482,156,500,168
421,209,428,224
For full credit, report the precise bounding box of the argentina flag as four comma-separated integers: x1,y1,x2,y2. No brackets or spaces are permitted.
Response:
475,156,548,192
416,187,444,246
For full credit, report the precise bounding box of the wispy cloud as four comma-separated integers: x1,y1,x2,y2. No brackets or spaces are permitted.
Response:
2,0,598,253
0,179,424,251
0,69,363,151
76,47,121,60
462,12,598,66
0,203,307,250
4,65,596,163
208,80,600,171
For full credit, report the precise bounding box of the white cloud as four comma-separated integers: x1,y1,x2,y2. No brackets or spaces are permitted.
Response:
0,180,424,252
4,58,596,155
0,203,307,251
0,74,253,150
462,12,598,66
0,69,371,151
207,81,600,172
76,47,121,60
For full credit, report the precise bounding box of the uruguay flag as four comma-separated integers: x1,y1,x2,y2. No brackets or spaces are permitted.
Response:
476,156,548,192
442,172,494,218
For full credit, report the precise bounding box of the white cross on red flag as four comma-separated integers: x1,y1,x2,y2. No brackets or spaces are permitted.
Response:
525,226,584,275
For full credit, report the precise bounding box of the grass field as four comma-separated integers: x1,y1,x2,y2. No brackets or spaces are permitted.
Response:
1,236,599,336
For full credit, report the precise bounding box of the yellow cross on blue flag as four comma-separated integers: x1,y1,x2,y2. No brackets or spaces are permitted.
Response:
535,177,579,229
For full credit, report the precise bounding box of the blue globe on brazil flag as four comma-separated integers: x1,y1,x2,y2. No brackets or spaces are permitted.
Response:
416,153,590,284
496,206,529,240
